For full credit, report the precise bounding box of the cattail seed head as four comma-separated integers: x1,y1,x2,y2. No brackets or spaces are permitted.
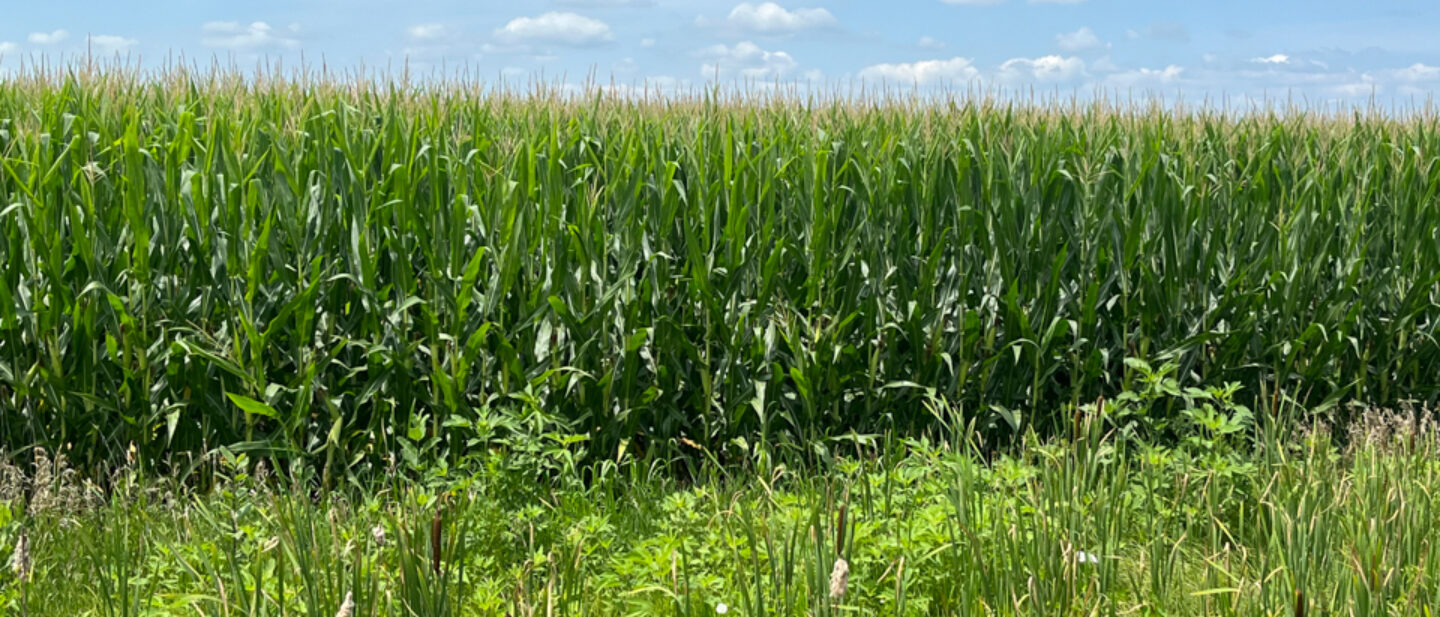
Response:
10,533,30,582
371,524,385,547
335,591,355,617
828,557,849,600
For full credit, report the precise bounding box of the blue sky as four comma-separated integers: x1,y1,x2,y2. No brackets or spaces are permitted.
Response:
2,0,1439,104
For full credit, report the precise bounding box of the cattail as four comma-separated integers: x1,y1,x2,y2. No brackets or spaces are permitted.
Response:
371,524,385,547
828,557,849,600
10,533,30,582
1294,587,1305,617
335,591,355,617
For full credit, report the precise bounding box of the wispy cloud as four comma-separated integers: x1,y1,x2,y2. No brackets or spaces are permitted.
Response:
1126,22,1190,43
201,21,300,50
1055,27,1108,54
696,40,797,79
859,57,980,85
494,12,614,46
407,24,449,42
712,2,838,35
1102,65,1185,88
998,55,1087,83
88,35,138,53
28,29,69,45
1252,54,1291,65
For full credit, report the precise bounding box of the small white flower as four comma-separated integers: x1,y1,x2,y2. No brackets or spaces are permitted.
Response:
715,602,729,614
1075,550,1100,565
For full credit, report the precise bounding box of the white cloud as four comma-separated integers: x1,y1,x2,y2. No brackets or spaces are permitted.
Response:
918,36,945,50
28,29,69,45
407,24,447,41
998,55,1087,83
640,38,656,47
1390,63,1440,82
859,57,980,85
202,21,300,50
1330,81,1379,98
1103,65,1184,88
1251,54,1290,65
0,42,16,55
696,41,797,79
724,2,837,34
88,35,137,52
495,12,614,46
1056,27,1107,53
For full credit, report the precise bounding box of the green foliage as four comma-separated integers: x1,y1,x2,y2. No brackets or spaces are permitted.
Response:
3,69,1440,476
1,407,1439,615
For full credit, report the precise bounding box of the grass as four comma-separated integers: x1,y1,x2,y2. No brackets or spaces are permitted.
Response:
1,402,1438,615
2,67,1440,479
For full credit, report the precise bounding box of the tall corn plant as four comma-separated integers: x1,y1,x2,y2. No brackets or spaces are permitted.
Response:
2,67,1440,474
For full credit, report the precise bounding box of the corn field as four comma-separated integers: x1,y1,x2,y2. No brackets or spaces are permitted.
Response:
2,69,1440,474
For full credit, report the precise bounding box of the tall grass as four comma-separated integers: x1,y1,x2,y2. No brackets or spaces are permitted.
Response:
2,403,1439,615
2,65,1439,474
